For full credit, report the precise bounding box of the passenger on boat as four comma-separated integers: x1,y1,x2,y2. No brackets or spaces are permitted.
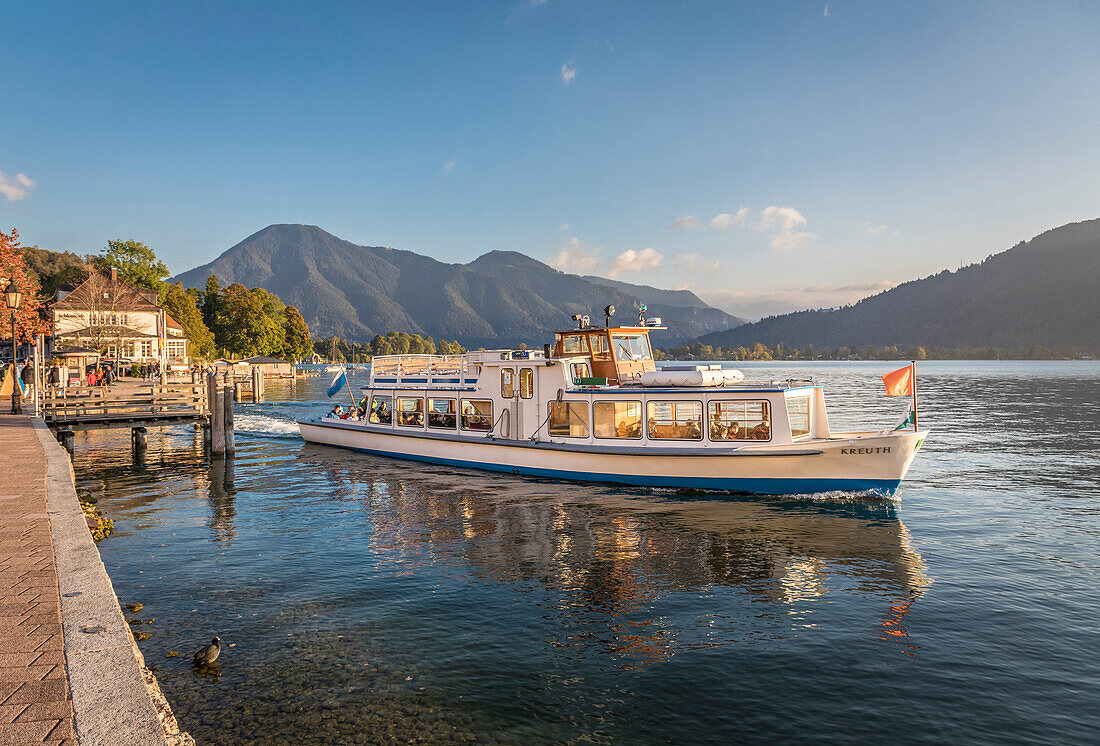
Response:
369,399,390,424
328,404,344,418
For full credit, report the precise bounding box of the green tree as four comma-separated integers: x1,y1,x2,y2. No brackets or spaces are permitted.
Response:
100,239,169,295
161,282,216,360
215,283,284,357
281,305,313,361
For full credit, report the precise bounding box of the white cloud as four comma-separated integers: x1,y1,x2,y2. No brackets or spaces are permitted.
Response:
607,247,663,278
0,172,35,202
892,229,901,238
672,215,700,229
752,206,813,251
865,222,887,236
549,236,602,273
530,0,548,5
824,4,829,18
561,61,577,84
443,158,457,174
770,231,816,251
702,280,897,321
672,253,722,274
756,206,807,232
709,207,750,230
558,223,570,231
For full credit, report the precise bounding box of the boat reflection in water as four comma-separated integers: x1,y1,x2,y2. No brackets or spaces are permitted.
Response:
299,443,931,667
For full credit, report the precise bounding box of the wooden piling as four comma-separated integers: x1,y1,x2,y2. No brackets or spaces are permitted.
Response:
223,383,235,454
209,374,225,456
60,430,74,451
251,366,264,403
131,426,147,450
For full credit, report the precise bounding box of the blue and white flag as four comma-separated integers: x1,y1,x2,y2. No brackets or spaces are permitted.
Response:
326,370,347,398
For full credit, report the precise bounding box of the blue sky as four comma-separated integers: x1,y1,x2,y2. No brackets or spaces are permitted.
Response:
3,1,1099,319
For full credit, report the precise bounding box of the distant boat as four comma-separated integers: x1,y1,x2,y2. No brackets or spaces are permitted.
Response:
299,315,928,497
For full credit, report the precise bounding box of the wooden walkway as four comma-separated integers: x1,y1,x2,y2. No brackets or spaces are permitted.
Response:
41,383,208,430
0,415,74,744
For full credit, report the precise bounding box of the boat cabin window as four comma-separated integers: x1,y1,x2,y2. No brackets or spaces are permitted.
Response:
559,335,587,355
427,398,457,429
461,400,493,431
548,401,590,438
589,333,611,361
501,369,515,398
708,401,770,441
369,395,393,425
611,334,653,362
519,368,534,399
570,362,591,384
593,401,642,439
397,397,424,427
646,401,703,440
787,396,811,438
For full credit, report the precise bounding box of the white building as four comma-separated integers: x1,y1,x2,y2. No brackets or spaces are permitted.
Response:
51,269,189,366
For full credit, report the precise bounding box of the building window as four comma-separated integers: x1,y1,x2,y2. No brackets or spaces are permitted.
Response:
548,401,589,438
139,340,152,358
593,401,642,439
427,398,457,429
787,396,811,438
397,397,424,427
501,369,515,399
167,340,186,359
646,401,703,440
461,400,493,431
708,401,771,441
519,368,534,399
570,363,591,383
369,395,392,425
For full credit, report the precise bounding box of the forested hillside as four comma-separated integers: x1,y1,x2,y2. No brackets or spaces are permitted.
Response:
695,219,1100,353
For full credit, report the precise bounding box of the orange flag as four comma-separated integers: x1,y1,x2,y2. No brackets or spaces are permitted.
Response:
881,364,914,396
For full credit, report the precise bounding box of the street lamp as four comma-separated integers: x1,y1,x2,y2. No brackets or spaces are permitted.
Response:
5,279,22,415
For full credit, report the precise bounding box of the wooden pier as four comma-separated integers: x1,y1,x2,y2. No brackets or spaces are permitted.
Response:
42,373,241,457
42,382,209,430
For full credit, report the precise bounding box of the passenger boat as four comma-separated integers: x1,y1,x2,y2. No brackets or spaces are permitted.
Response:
297,314,928,496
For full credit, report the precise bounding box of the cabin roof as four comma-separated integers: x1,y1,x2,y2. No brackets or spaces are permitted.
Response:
548,325,665,334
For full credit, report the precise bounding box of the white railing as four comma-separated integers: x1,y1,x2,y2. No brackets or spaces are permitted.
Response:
369,354,471,384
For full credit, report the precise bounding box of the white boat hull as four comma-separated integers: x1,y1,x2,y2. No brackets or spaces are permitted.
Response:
298,419,928,496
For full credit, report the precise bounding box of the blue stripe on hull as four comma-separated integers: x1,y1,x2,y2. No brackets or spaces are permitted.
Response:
303,436,901,497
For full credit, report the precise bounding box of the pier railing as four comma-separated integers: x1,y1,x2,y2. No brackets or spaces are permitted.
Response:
42,383,208,428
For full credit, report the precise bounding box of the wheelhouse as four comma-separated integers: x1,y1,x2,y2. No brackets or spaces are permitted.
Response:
552,325,661,385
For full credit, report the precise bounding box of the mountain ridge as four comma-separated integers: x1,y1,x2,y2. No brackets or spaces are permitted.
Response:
692,218,1100,352
171,225,744,347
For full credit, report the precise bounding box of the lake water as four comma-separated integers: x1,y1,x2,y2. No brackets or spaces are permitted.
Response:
69,361,1100,744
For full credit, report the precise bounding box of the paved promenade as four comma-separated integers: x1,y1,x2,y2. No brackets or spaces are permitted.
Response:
0,415,73,744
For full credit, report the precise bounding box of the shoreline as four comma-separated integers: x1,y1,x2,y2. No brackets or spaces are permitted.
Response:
32,419,192,746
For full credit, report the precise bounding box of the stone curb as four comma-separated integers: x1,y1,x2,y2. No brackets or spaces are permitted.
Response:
32,420,171,746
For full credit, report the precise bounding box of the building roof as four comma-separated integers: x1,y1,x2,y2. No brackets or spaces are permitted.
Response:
241,355,289,364
53,346,101,356
52,270,160,312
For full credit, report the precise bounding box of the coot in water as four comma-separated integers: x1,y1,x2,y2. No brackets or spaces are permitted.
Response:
193,637,221,665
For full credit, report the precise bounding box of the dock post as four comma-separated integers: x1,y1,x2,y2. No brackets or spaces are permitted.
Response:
223,384,235,454
234,381,243,402
59,430,74,452
131,426,147,451
251,366,264,403
209,375,225,457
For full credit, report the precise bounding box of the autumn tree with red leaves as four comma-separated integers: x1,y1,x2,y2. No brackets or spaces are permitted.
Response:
0,228,51,343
